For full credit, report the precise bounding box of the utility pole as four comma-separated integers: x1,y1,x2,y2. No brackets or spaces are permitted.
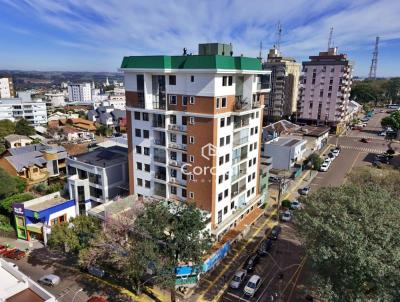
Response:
259,41,263,60
368,36,379,80
327,27,334,49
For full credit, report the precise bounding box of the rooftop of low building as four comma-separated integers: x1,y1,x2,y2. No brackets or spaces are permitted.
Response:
69,145,127,168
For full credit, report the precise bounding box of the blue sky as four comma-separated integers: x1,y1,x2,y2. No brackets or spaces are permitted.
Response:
1,0,400,77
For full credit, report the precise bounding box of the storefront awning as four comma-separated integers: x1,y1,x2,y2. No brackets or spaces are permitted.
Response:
26,222,43,233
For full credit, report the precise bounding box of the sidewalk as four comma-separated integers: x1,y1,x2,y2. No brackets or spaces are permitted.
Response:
0,236,44,251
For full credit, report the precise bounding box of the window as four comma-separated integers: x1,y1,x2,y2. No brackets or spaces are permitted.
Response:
143,130,149,138
331,67,335,72
218,210,222,223
228,76,233,86
224,189,228,198
171,169,177,177
136,146,142,154
145,164,150,172
135,129,141,137
182,96,188,106
219,175,223,184
169,75,176,85
182,116,187,125
220,137,225,147
219,156,224,165
182,135,187,144
136,162,142,170
137,74,144,91
250,144,253,151
249,160,252,167
145,180,151,188
328,92,332,98
182,154,187,162
189,96,195,104
134,112,141,120
220,118,225,127
248,175,251,182
222,76,227,86
226,135,231,144
169,95,177,105
254,142,257,149
190,174,194,181
251,187,255,194
253,157,256,165
252,172,256,179
170,133,177,142
247,190,251,197
171,186,177,194
189,155,194,162
225,172,229,180
225,154,230,162
170,115,177,124
320,90,324,97
255,127,258,134
250,128,254,135
227,116,231,125
218,193,223,202
182,189,187,197
231,201,235,209
189,192,194,199
224,206,228,214
189,136,195,144
137,178,143,187
144,147,150,155
142,112,149,121
190,75,194,82
216,98,220,109
221,97,227,108
256,111,259,118
189,117,195,125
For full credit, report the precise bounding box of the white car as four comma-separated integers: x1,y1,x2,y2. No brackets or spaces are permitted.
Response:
280,210,292,222
291,200,302,210
332,149,340,157
244,275,262,297
379,131,386,136
38,274,60,286
320,162,330,172
230,269,247,289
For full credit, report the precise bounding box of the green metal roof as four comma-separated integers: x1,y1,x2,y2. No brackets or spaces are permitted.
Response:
120,55,262,71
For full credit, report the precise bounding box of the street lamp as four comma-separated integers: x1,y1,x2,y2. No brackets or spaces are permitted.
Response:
71,288,83,302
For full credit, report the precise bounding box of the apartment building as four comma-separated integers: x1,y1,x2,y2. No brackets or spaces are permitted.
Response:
0,98,47,124
67,146,129,214
0,76,15,98
263,48,300,121
121,43,271,239
297,47,353,133
67,83,92,102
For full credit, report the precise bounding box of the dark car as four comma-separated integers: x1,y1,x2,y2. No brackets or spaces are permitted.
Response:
268,225,282,240
243,253,259,273
360,138,370,143
258,239,273,256
7,249,26,260
374,154,390,164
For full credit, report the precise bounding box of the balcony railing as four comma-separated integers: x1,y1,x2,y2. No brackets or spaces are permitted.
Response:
154,139,166,146
231,169,247,182
169,177,187,187
168,142,187,151
152,121,165,128
154,156,166,164
154,172,166,181
168,124,187,132
231,184,246,198
233,136,248,147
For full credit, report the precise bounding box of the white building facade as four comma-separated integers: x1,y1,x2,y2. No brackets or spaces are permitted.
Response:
0,98,47,125
67,83,92,102
0,77,15,98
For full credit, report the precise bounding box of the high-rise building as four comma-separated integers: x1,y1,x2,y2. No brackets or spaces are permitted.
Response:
263,48,300,121
67,83,92,102
0,98,47,124
0,77,15,98
121,43,271,239
297,47,352,133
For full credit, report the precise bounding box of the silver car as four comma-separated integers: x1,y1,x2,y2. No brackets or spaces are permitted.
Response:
230,269,247,289
38,274,60,286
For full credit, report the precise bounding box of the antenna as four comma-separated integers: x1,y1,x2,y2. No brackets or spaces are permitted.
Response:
327,27,334,49
368,36,379,80
258,41,262,59
275,21,282,51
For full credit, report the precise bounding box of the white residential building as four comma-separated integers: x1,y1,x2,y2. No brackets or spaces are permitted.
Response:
0,77,15,98
0,98,47,125
45,92,66,107
67,83,92,102
121,43,271,239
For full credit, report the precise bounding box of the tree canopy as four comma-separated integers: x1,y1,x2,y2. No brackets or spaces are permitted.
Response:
0,119,16,140
381,110,400,130
15,118,35,136
387,77,400,102
350,80,387,104
0,168,26,200
296,167,400,301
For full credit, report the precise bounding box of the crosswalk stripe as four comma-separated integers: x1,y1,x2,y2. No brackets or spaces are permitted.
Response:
340,145,386,153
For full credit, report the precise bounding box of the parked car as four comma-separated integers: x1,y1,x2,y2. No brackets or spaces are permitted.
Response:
374,154,390,164
2,248,16,257
38,274,61,286
280,210,292,222
230,269,247,289
331,148,340,157
0,245,7,253
327,152,335,160
268,225,282,240
360,138,370,143
320,162,330,172
379,131,386,136
291,199,302,210
299,186,311,195
5,249,26,260
87,298,108,302
258,239,273,256
244,275,262,297
243,253,259,273
268,176,280,183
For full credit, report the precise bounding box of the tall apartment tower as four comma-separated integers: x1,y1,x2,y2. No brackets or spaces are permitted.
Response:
263,48,300,121
121,43,271,239
67,83,92,103
0,77,15,98
297,47,352,133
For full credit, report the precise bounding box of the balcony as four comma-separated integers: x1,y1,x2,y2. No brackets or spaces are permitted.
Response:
169,177,187,187
231,167,247,182
152,121,165,128
233,136,248,147
169,159,184,168
170,193,186,202
231,180,246,198
168,142,187,151
154,139,166,146
168,124,187,132
233,116,250,130
234,96,251,112
153,101,166,110
154,156,166,164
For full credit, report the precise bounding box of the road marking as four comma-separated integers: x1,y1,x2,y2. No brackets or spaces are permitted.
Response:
340,145,385,153
226,292,249,301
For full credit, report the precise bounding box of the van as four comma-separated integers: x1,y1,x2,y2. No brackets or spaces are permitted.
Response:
244,275,262,297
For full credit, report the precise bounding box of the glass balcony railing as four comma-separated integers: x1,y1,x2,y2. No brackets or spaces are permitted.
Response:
233,136,248,147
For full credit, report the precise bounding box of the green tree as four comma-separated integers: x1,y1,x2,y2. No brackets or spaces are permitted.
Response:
0,193,34,214
96,125,113,137
306,153,323,171
296,176,400,301
48,215,101,254
387,77,400,102
0,168,26,200
15,119,35,136
381,110,400,130
0,119,16,140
